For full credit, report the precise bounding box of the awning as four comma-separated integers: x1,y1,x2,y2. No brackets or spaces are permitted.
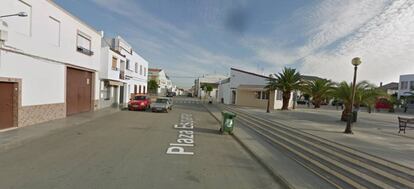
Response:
108,80,124,86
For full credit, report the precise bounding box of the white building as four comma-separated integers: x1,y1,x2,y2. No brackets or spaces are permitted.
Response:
398,74,414,109
194,74,228,100
99,36,148,108
148,68,172,96
218,68,292,109
0,0,102,129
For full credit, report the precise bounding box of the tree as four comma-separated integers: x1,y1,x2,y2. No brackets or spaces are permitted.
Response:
147,79,159,94
265,75,277,113
302,79,334,108
201,84,213,98
333,81,383,122
268,67,302,110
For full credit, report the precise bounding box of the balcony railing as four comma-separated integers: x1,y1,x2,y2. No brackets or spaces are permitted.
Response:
119,71,125,80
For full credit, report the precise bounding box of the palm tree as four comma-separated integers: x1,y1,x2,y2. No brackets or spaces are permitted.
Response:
333,81,382,122
302,79,334,108
268,67,302,110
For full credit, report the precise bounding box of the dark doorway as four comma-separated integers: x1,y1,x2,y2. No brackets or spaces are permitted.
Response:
0,82,15,129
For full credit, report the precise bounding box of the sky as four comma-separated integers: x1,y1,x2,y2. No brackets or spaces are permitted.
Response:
55,0,414,88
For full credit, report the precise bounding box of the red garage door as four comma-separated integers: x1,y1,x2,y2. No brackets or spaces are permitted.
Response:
66,68,92,116
0,82,14,129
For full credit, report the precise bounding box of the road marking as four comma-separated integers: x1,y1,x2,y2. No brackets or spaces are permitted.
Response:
166,113,195,155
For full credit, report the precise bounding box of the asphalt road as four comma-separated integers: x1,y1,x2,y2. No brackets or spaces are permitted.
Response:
0,102,279,189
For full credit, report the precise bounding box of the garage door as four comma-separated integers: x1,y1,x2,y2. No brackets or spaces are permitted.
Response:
66,68,92,116
0,82,14,129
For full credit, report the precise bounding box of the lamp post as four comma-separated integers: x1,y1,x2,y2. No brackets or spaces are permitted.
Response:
266,74,273,113
344,57,362,134
0,12,28,18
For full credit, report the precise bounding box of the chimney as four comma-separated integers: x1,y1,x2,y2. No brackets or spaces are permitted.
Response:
380,82,383,87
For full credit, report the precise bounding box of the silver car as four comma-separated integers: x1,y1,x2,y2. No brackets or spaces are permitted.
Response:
151,97,173,112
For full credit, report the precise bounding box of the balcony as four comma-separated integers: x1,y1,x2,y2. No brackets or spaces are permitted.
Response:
119,71,125,80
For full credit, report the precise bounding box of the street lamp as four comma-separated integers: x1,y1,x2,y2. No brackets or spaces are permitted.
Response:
344,57,362,134
0,12,28,18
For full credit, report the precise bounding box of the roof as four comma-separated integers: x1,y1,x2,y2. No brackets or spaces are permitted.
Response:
379,82,399,90
148,68,162,72
301,75,323,81
237,84,267,91
231,68,270,79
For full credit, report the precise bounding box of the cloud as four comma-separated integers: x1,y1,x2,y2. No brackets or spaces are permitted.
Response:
300,0,414,84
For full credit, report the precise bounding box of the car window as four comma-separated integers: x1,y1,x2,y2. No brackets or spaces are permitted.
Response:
156,99,168,103
134,96,146,100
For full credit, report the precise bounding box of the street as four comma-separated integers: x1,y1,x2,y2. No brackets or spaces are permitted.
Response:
0,101,279,189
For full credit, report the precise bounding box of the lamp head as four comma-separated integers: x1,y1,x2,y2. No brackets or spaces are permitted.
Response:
352,57,362,66
18,12,28,17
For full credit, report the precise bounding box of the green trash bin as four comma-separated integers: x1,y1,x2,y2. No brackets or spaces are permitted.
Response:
220,111,236,134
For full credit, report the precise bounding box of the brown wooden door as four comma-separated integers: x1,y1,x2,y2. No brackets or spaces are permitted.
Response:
66,68,92,116
0,82,14,129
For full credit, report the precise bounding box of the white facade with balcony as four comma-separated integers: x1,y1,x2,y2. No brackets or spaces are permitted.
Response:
99,36,148,108
0,0,102,128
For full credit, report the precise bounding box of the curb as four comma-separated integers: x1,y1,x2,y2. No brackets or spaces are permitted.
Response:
202,104,295,189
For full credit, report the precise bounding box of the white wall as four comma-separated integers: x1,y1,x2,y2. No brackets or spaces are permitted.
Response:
218,81,231,104
230,69,268,89
0,51,64,106
0,0,102,71
0,0,102,106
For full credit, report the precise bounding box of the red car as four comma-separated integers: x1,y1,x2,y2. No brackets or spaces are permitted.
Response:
128,95,151,111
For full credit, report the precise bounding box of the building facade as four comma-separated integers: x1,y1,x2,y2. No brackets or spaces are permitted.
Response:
398,74,414,109
148,68,172,96
218,68,292,109
0,0,102,129
194,74,228,100
99,36,148,109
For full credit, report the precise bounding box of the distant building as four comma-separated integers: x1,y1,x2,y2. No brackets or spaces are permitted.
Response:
379,82,399,95
218,68,292,109
194,74,228,99
148,68,172,96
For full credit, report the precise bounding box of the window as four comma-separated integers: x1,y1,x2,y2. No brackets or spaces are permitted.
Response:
410,81,414,90
48,17,60,46
140,65,143,75
77,31,93,55
139,85,142,93
144,67,147,76
400,81,408,90
255,91,269,100
126,59,130,70
135,63,138,73
111,57,118,70
143,86,146,94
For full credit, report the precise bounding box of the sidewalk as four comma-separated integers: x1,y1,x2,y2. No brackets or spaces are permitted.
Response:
203,104,334,189
0,107,120,152
234,105,414,168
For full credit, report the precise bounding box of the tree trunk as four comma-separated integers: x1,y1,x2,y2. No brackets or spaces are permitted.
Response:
341,104,351,122
281,91,291,110
266,90,271,113
314,99,321,108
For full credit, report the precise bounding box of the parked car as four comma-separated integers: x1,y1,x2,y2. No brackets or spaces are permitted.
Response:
128,95,151,111
166,92,176,97
331,100,343,106
151,97,173,112
296,100,307,105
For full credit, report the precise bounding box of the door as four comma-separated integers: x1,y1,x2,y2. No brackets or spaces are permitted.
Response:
0,82,15,129
119,86,124,104
66,68,92,116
